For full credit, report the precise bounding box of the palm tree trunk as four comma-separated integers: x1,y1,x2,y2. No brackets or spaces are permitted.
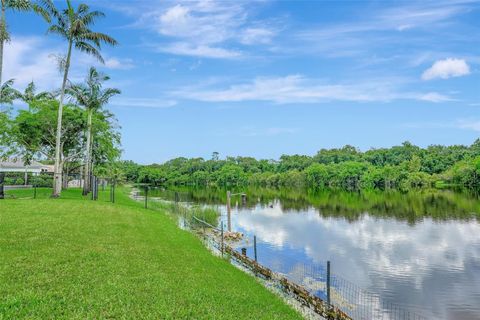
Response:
52,39,73,197
82,108,93,195
0,0,6,86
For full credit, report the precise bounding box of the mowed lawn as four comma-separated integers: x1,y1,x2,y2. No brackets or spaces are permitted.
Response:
0,189,301,319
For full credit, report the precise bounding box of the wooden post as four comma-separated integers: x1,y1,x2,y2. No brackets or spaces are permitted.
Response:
254,235,257,262
34,183,37,199
221,223,224,257
227,191,232,232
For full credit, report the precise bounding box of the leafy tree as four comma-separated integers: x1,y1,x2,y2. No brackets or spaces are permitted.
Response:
38,0,117,197
67,67,120,195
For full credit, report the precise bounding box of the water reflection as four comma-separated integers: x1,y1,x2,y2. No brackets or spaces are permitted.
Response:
147,187,480,320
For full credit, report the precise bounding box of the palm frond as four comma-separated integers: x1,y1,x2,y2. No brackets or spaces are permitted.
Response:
46,24,68,39
75,41,104,63
80,10,105,26
81,31,118,47
6,0,30,11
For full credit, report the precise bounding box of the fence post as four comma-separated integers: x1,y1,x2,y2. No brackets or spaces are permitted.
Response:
327,261,331,307
0,172,4,199
175,191,179,203
221,223,224,257
94,177,98,201
91,176,95,200
34,183,37,199
144,186,148,209
254,235,257,262
112,180,115,203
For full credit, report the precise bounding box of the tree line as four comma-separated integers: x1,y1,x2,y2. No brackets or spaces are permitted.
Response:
121,141,480,191
0,0,120,196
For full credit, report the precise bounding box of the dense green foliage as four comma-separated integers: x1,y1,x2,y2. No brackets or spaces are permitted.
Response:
147,186,480,224
0,188,300,319
122,141,480,191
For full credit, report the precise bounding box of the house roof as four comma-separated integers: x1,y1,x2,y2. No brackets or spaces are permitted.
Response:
0,159,45,169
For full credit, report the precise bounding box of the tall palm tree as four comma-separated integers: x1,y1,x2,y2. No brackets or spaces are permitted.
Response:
0,0,49,85
38,0,117,197
19,81,53,104
66,67,120,195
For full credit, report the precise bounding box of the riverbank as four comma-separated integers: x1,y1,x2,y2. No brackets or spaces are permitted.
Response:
0,188,302,319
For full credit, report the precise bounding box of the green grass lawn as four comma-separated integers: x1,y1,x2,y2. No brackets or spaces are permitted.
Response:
0,187,301,319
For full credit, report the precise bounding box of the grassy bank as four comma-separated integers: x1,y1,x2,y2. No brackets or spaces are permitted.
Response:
0,187,301,319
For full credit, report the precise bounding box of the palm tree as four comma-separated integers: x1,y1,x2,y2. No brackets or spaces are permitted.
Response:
66,67,120,195
0,78,20,110
19,81,53,104
38,0,117,197
0,0,49,85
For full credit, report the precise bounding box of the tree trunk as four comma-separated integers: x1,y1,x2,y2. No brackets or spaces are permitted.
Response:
0,0,5,86
82,109,93,195
52,39,73,197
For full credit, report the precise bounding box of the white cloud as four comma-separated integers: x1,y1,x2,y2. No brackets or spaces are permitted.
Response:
158,42,241,59
3,36,132,94
294,2,472,58
110,97,177,108
104,58,135,70
174,75,452,104
3,36,61,90
422,58,470,80
239,27,275,45
134,0,276,58
457,120,480,132
419,92,454,103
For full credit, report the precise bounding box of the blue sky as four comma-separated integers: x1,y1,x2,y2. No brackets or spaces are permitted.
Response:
7,0,480,163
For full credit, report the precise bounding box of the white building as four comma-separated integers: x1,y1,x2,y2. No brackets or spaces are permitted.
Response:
0,159,52,174
0,159,54,187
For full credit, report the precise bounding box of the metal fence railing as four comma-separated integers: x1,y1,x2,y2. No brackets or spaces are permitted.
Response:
136,188,427,320
0,173,117,202
238,233,426,320
192,216,426,320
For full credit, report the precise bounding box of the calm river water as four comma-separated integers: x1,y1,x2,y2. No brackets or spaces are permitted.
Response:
147,187,480,320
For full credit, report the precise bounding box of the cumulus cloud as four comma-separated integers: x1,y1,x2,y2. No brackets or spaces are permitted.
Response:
422,58,470,80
